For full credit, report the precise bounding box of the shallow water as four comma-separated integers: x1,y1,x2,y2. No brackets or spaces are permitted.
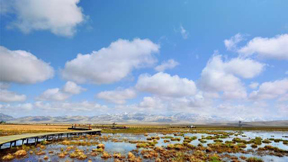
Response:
1,131,288,162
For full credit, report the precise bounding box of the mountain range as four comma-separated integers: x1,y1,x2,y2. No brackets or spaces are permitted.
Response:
0,112,287,126
0,112,228,124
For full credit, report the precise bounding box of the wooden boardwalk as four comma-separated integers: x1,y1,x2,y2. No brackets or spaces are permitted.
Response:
0,129,101,149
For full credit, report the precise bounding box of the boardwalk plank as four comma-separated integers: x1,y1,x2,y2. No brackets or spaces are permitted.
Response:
0,129,101,145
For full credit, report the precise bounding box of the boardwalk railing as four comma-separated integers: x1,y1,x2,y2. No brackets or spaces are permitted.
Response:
0,129,101,149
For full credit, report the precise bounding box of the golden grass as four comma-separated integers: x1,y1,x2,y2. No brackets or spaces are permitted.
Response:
1,123,287,137
1,127,287,162
0,124,70,136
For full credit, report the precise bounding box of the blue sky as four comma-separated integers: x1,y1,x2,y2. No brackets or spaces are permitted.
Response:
0,0,288,121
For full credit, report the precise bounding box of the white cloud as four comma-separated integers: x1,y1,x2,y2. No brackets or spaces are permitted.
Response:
63,81,86,94
276,103,288,117
249,78,288,100
97,88,136,104
278,93,288,102
238,34,288,60
214,103,272,121
50,96,288,120
0,101,108,116
120,94,264,119
0,82,10,89
34,101,107,112
154,59,179,72
136,72,197,97
134,94,212,115
61,38,159,84
180,25,189,39
0,89,26,102
249,82,259,89
139,96,163,108
37,81,85,101
0,46,54,84
224,33,244,51
0,103,33,112
224,57,265,79
37,88,70,101
3,0,85,37
199,55,264,99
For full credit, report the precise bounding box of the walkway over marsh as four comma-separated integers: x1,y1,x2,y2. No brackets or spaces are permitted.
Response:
0,129,101,149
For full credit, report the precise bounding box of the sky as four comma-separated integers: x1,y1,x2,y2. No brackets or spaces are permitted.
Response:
0,0,288,121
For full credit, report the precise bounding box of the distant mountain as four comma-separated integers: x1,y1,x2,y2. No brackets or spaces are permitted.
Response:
6,112,225,124
243,120,288,127
0,113,14,121
2,112,287,126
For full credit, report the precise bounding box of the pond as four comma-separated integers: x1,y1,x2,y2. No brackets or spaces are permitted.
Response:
1,131,288,162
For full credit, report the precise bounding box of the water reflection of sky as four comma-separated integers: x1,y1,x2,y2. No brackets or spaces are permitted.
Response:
1,131,288,162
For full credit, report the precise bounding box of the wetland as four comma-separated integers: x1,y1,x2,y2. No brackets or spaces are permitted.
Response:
1,126,287,162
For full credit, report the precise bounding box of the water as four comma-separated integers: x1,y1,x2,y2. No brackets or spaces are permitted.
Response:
1,131,287,162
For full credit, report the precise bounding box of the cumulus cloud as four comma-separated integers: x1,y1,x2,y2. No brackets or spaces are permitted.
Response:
155,59,179,72
180,25,189,39
224,33,244,51
238,34,288,60
0,103,33,113
126,94,273,121
0,101,108,116
34,101,107,112
0,89,26,102
134,93,213,115
63,81,86,94
214,103,272,121
249,82,259,89
37,88,70,101
139,96,163,108
37,81,85,101
249,78,288,100
0,46,54,84
2,94,284,121
136,72,197,97
199,55,264,99
278,94,288,102
2,0,85,37
0,82,10,89
223,57,265,79
61,38,159,84
97,88,136,104
276,103,288,116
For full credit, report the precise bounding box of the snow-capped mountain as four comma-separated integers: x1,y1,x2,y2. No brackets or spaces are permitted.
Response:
1,112,287,126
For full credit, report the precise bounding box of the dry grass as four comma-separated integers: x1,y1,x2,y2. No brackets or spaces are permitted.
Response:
1,123,287,136
0,124,70,136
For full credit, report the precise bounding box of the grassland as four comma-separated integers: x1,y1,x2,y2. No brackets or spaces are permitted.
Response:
0,124,70,136
0,123,288,161
1,123,288,136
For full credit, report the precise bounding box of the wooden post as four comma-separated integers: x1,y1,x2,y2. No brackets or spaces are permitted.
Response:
26,138,29,144
22,139,25,145
35,137,38,145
